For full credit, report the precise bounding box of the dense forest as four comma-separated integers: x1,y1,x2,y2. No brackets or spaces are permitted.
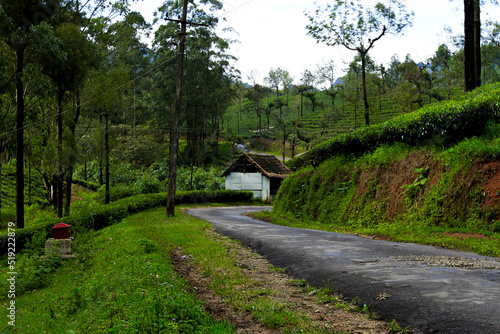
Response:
0,0,500,227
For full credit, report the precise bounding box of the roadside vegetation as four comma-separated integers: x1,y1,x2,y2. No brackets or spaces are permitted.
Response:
0,207,233,333
0,206,400,333
267,84,500,257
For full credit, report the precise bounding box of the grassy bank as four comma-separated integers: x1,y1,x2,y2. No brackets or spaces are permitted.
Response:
1,208,232,333
272,138,500,257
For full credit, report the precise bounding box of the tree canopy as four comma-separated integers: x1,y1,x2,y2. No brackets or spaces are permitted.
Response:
306,0,414,126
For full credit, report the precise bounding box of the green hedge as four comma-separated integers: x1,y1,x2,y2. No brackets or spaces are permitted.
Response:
0,190,254,255
73,178,101,191
288,83,500,170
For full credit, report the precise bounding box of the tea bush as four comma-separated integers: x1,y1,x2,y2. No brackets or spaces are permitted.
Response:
0,190,254,255
73,178,100,191
288,83,500,170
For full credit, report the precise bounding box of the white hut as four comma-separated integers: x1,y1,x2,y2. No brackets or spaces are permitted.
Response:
222,153,290,202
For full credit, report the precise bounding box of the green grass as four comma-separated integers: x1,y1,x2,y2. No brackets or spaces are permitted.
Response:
0,208,234,333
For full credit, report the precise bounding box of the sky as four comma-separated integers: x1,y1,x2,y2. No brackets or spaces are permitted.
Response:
131,0,500,87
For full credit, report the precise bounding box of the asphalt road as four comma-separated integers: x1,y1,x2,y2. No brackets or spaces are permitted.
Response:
186,206,500,334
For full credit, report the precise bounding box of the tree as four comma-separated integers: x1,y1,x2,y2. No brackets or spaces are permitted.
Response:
463,0,481,91
281,70,293,109
396,55,430,110
265,67,284,118
37,21,97,217
0,0,59,228
0,97,14,216
246,84,267,132
460,0,498,91
87,67,128,204
306,0,413,126
154,0,233,215
481,36,500,84
431,44,461,99
316,60,336,89
232,81,246,133
486,20,500,47
316,60,338,108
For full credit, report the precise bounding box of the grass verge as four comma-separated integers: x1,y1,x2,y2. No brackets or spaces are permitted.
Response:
251,211,500,257
1,208,233,333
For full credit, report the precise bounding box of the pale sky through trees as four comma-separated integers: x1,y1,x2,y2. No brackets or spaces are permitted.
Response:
132,0,500,87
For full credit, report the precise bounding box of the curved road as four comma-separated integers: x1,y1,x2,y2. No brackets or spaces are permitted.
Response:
186,206,500,334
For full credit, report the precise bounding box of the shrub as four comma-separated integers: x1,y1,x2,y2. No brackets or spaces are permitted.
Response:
0,208,16,229
288,83,500,170
96,184,139,203
0,253,62,296
176,166,225,191
493,221,500,233
73,178,100,191
0,190,254,255
134,174,164,194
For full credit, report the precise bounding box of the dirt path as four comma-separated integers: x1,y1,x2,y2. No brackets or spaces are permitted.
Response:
172,229,393,333
186,206,500,334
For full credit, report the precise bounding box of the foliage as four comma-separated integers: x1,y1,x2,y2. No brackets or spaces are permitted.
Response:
274,115,500,256
0,211,233,333
288,83,500,170
75,161,225,202
176,166,225,192
0,190,254,255
0,253,62,296
73,178,100,191
112,135,167,169
306,0,414,126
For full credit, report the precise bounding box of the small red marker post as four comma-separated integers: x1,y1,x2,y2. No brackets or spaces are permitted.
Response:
53,223,70,239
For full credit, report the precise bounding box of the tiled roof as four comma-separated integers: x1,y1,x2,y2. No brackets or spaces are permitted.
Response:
222,153,291,179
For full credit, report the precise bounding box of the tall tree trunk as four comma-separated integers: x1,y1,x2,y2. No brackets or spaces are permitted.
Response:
56,91,64,218
473,0,481,88
27,161,31,206
15,47,25,229
64,91,82,216
99,114,103,185
276,88,281,119
300,92,304,118
0,150,3,215
52,174,58,209
64,168,73,216
361,51,370,126
464,0,477,92
105,113,110,205
166,0,188,217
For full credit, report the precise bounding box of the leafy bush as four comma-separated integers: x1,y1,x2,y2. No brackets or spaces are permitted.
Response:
493,221,500,233
76,162,223,197
73,178,100,191
112,135,167,169
95,184,139,203
441,137,500,164
74,160,139,186
176,166,225,191
288,83,500,170
0,208,15,229
0,254,62,296
0,190,254,255
134,174,164,194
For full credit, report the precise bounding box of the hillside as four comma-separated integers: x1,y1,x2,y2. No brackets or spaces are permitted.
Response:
273,84,500,256
225,90,405,144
